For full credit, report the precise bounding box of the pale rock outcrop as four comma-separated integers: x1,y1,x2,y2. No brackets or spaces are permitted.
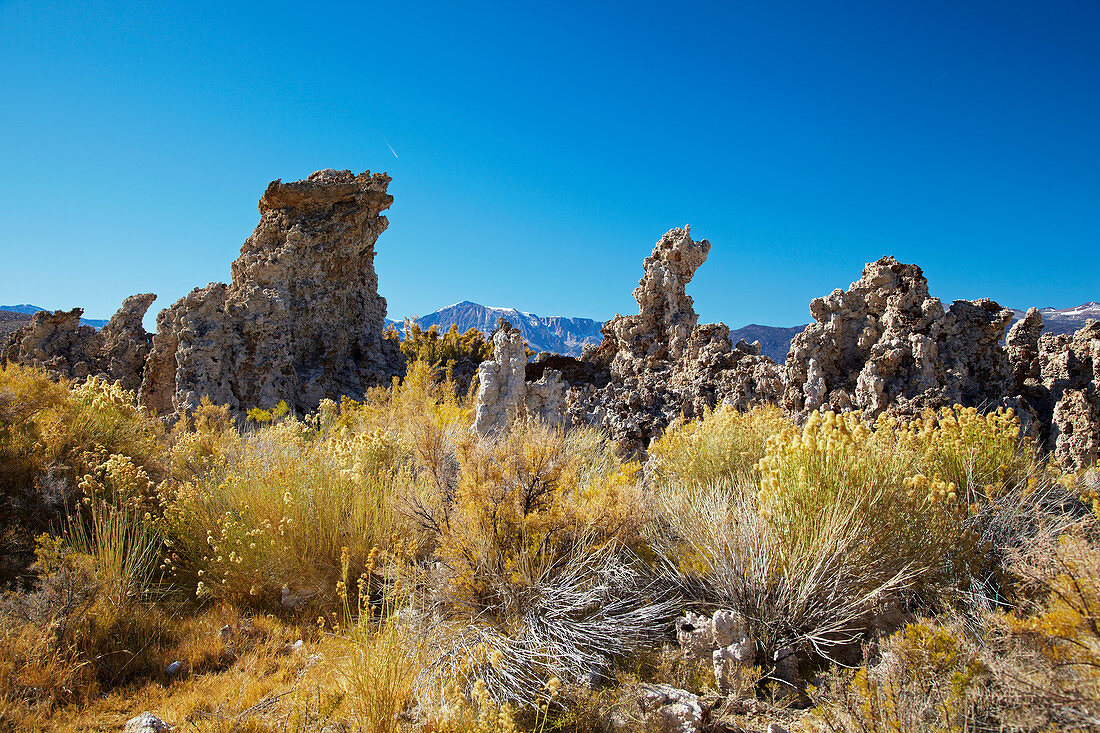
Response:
572,228,783,454
632,684,704,733
602,227,710,376
1010,313,1100,472
676,610,756,692
525,368,566,426
2,296,156,390
673,326,785,415
472,321,566,435
2,308,100,379
473,323,529,435
784,256,1014,419
100,293,158,391
1007,307,1043,388
124,712,171,732
139,169,405,415
1041,321,1100,472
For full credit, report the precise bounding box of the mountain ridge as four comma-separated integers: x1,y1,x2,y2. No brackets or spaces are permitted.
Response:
0,304,109,329
388,301,604,357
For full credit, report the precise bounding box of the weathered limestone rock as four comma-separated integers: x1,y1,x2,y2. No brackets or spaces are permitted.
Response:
2,296,156,390
2,308,99,379
784,256,1014,419
139,169,405,415
1007,307,1043,388
676,610,756,692
525,367,566,427
473,322,529,435
100,293,158,391
673,325,785,416
1034,320,1100,472
572,228,783,454
711,610,756,692
601,227,710,376
472,321,566,435
1006,312,1100,471
124,712,171,732
634,684,704,733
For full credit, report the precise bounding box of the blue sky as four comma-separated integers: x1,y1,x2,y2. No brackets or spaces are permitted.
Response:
1,1,1096,329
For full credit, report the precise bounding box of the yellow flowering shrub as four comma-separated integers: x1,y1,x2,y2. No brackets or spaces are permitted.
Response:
438,422,645,616
0,365,163,584
159,416,407,609
387,321,494,370
755,409,976,591
808,618,991,733
648,404,790,492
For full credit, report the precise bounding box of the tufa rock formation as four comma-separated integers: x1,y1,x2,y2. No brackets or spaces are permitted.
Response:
140,169,405,415
599,226,712,376
100,293,159,392
1008,311,1100,472
676,610,756,693
472,321,565,436
2,295,156,391
783,256,1014,419
627,684,704,733
571,228,783,454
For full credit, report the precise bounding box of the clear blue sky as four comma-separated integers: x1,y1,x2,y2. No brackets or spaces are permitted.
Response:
1,1,1097,329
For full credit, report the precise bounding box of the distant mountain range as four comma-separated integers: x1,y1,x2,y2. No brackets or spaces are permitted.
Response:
388,301,604,357
1009,302,1100,337
388,301,1100,360
0,304,109,329
727,324,807,362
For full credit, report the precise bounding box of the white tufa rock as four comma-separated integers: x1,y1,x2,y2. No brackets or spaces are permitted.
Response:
124,712,171,733
636,684,704,733
711,609,756,692
472,321,565,436
677,610,755,691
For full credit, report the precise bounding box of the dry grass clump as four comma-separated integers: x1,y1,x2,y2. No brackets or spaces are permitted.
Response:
651,405,1073,684
0,534,174,721
403,419,671,712
808,522,1100,732
158,413,405,610
0,365,164,585
154,361,473,612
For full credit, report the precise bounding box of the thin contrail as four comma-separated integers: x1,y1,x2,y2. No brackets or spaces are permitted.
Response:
931,69,951,84
385,139,399,158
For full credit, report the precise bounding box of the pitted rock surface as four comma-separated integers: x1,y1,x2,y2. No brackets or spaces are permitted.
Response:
100,293,158,391
783,256,1014,420
676,610,756,692
473,323,529,436
601,227,710,376
139,169,405,415
2,295,156,390
571,228,782,454
1011,317,1100,472
472,321,566,435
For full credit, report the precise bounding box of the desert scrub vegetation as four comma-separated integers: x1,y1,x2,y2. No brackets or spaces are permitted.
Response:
1,359,1098,731
807,523,1100,731
647,404,1081,697
0,364,164,584
385,322,493,371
